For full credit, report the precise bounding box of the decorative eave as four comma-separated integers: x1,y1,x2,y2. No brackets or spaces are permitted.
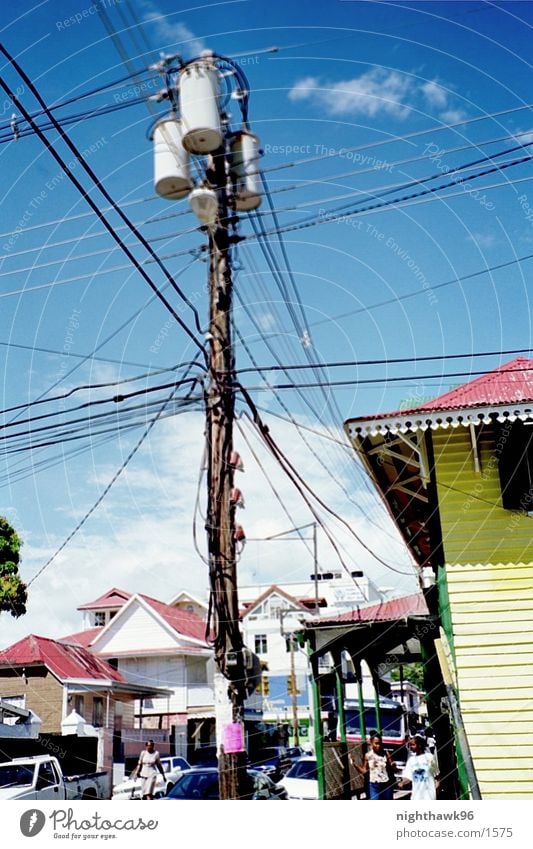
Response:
346,403,533,439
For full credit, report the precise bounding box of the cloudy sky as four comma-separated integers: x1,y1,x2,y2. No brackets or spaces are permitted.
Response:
1,0,532,645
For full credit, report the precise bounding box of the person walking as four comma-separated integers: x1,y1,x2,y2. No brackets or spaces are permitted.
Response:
399,734,439,801
352,732,395,800
134,739,166,799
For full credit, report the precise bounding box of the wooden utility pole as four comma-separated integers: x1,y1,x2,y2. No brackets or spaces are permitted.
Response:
205,147,247,800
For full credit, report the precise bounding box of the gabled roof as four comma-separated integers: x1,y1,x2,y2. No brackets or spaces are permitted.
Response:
59,628,102,648
87,592,209,655
0,634,126,683
76,587,207,644
168,590,208,611
140,593,207,643
306,593,429,626
77,587,132,611
346,358,533,436
240,585,309,618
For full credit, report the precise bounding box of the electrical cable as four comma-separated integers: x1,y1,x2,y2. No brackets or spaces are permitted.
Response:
4,255,201,426
252,140,533,223
0,360,202,418
254,100,533,177
0,46,206,355
238,386,415,577
0,246,201,302
0,377,201,441
27,380,197,587
249,155,533,240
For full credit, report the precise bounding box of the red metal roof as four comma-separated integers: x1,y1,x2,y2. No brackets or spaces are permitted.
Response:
350,357,533,423
59,628,102,648
0,634,126,682
308,593,429,625
140,594,207,643
77,587,132,611
76,587,208,644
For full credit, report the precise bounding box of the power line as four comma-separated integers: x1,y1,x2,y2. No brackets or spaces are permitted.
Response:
4,255,201,425
248,150,533,240
255,100,533,177
239,391,414,577
26,381,196,587
0,47,206,357
234,347,533,376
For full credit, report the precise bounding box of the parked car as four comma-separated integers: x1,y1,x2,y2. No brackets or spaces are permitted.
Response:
249,747,291,781
0,755,109,800
161,767,287,800
111,756,190,800
278,756,318,800
285,745,306,765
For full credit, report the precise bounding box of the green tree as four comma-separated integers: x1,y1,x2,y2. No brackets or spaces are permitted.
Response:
0,516,27,617
391,662,424,690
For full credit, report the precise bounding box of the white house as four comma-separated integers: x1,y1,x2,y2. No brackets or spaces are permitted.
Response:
72,588,213,760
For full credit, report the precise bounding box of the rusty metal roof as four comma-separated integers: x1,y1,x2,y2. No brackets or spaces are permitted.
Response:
305,592,429,626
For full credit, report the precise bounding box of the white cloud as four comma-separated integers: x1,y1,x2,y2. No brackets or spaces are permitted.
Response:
421,81,449,109
288,76,319,102
289,69,413,119
140,2,206,58
288,69,466,124
439,108,468,125
467,232,496,249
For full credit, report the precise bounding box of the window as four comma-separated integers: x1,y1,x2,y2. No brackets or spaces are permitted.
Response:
497,421,533,511
94,611,106,627
254,634,267,655
92,697,104,727
37,760,58,789
74,695,84,716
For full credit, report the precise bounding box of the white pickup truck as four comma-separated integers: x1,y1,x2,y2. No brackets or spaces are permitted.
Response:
0,754,110,800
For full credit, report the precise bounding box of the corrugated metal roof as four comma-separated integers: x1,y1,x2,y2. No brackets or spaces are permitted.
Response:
306,593,428,625
77,587,131,610
76,587,208,644
0,634,126,682
347,357,533,426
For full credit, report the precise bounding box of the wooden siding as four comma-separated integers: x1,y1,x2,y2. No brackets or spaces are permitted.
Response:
434,426,533,798
433,426,533,565
91,601,180,654
445,561,533,798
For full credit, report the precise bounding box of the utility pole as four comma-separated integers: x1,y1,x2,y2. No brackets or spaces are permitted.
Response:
205,143,247,800
148,51,262,799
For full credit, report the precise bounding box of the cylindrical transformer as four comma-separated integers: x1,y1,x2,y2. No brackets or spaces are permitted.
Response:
151,117,192,200
229,130,262,211
179,61,222,154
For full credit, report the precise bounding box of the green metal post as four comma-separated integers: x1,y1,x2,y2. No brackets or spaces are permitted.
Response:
372,669,382,735
309,650,326,800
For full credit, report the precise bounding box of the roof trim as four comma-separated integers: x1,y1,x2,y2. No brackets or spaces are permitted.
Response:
89,594,207,652
346,403,533,438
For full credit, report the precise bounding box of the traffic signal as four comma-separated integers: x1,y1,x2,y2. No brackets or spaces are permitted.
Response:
258,673,270,696
287,675,300,696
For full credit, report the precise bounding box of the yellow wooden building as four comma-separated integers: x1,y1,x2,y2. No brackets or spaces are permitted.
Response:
345,357,533,798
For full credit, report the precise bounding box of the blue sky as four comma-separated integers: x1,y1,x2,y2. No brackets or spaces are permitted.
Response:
0,0,532,645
